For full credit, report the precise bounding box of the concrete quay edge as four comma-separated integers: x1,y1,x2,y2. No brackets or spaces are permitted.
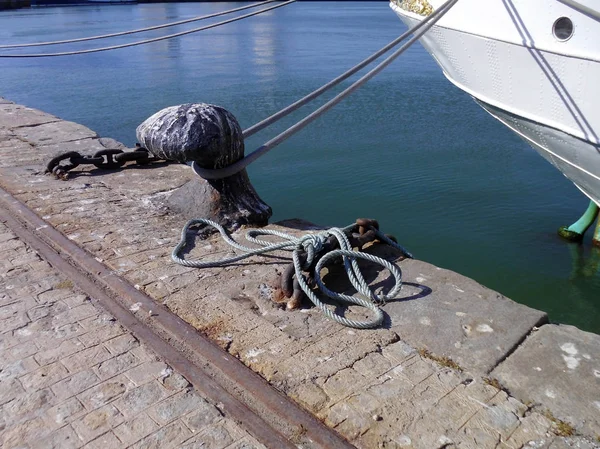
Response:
1,97,599,448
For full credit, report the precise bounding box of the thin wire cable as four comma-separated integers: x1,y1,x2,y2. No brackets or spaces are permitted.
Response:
193,0,459,179
0,0,277,49
0,0,296,58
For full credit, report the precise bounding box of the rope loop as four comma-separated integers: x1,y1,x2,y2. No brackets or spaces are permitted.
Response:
171,218,411,329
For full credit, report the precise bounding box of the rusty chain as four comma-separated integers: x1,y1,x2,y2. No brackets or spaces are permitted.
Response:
45,145,168,180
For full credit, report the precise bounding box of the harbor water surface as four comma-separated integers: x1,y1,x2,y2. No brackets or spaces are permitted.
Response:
1,2,598,333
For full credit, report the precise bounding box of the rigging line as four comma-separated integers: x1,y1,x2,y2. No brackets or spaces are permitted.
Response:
557,0,600,22
0,0,296,58
194,0,460,179
244,1,446,138
0,0,277,49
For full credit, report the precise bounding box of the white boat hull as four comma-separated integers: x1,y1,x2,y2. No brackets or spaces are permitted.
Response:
479,101,600,205
390,0,600,206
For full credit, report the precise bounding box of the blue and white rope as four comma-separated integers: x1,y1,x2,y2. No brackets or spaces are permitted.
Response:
172,219,412,329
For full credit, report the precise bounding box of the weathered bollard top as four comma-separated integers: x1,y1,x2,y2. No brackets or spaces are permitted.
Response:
137,103,271,230
136,103,243,166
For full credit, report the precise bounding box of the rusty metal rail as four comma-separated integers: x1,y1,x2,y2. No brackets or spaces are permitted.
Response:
0,186,355,449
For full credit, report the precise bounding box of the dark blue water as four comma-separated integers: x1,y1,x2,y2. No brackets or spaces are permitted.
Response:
1,2,599,332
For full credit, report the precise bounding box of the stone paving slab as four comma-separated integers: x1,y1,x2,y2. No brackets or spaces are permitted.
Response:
0,102,60,129
1,98,599,449
492,324,600,437
12,120,98,147
385,258,548,373
0,220,267,449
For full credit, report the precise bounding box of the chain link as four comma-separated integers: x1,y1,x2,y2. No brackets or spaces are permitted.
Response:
45,145,168,180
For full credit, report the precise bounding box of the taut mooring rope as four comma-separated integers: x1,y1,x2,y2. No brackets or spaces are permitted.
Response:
0,0,296,57
0,0,278,49
558,0,600,21
193,0,460,179
172,219,412,329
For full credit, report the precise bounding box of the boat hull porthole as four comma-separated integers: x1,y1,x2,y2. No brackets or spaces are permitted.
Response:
553,17,574,41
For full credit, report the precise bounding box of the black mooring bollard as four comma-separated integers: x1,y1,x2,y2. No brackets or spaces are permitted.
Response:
136,103,272,231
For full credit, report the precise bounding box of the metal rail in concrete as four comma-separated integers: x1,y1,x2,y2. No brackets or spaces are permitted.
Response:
0,185,355,449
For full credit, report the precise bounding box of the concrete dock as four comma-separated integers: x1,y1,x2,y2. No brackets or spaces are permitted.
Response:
1,98,599,448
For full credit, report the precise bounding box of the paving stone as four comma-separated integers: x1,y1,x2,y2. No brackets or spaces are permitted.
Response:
225,437,268,449
12,120,97,147
61,294,90,309
1,339,39,365
43,322,86,345
77,375,130,410
61,345,113,373
0,237,26,252
161,372,191,391
180,400,223,432
180,423,236,449
78,313,117,332
71,403,124,443
1,417,50,449
548,437,600,449
103,333,139,356
51,370,101,401
146,389,207,425
492,324,600,436
1,388,55,428
381,259,548,374
0,297,35,320
79,322,125,348
94,351,140,380
52,304,99,328
1,310,30,333
77,322,125,348
0,377,25,406
112,380,170,417
322,368,368,403
30,424,81,449
19,360,67,390
129,419,193,449
84,431,121,449
353,352,394,378
505,412,552,448
38,288,77,304
27,301,68,321
112,412,160,446
129,344,154,363
344,391,383,417
45,397,86,428
35,338,83,366
123,361,169,385
0,103,58,129
289,381,330,414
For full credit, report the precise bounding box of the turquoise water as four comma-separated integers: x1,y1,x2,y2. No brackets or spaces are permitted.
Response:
1,2,599,332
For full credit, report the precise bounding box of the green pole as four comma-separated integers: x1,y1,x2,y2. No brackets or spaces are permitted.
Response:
593,210,600,247
558,200,599,242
